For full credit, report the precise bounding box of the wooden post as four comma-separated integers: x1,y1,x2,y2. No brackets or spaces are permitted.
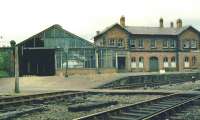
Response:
14,46,20,93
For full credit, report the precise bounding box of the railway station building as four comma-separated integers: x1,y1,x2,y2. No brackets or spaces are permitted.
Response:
94,16,200,72
15,16,200,76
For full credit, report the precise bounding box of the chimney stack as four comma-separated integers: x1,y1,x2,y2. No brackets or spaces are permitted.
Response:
170,22,174,28
159,18,164,28
96,31,100,35
120,16,125,27
176,19,182,28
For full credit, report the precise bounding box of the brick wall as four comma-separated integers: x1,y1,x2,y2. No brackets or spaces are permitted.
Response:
129,52,177,72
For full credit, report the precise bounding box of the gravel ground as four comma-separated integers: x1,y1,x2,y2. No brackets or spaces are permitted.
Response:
144,80,200,91
0,74,122,94
170,106,200,120
130,79,200,92
16,94,162,120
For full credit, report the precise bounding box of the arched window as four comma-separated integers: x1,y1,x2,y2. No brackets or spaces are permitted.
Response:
139,57,144,62
171,57,176,68
185,57,189,62
139,57,144,68
163,57,168,62
192,56,196,65
131,57,136,62
184,56,189,68
171,57,176,62
131,57,136,68
163,57,169,68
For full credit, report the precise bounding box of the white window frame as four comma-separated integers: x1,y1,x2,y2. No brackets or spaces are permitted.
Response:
184,57,190,68
171,57,176,68
163,57,169,68
131,57,137,68
130,39,136,48
192,56,196,66
163,40,168,48
150,40,156,48
117,39,123,47
138,57,144,68
191,40,197,48
138,40,144,48
109,39,115,47
169,40,176,48
183,40,190,48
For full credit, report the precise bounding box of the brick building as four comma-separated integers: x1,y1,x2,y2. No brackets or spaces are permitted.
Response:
94,16,200,72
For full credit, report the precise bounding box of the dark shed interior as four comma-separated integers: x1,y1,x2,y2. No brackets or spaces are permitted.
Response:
19,48,55,76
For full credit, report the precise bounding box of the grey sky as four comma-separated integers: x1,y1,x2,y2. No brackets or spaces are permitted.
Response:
0,0,200,46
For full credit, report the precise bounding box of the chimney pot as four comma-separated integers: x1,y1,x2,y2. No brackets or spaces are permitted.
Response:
120,16,125,27
176,19,182,28
170,22,174,28
159,18,164,28
96,31,100,35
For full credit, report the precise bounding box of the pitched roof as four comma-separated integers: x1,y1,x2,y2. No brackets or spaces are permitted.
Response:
125,26,190,35
18,24,94,47
94,23,198,39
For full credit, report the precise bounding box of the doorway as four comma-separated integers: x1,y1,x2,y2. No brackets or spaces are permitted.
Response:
149,57,159,72
118,57,126,70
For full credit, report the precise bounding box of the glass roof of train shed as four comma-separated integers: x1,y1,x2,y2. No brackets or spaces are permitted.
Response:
17,24,94,49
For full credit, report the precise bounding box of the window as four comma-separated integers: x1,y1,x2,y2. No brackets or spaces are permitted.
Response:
139,57,144,68
192,56,196,65
171,57,176,68
138,40,144,48
163,40,168,48
109,39,115,46
185,57,189,62
163,57,168,62
163,57,169,68
150,40,156,48
183,40,190,48
171,57,176,62
117,39,123,47
191,40,197,48
131,57,136,62
169,40,176,48
184,57,189,68
130,39,136,48
131,57,136,68
139,57,144,62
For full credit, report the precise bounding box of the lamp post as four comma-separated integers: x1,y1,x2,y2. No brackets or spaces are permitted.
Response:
14,46,20,93
10,40,20,93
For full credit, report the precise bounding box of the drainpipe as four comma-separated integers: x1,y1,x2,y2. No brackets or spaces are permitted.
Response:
115,51,118,71
176,37,180,71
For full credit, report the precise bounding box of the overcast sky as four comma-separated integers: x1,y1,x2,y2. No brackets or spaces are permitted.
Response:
0,0,200,46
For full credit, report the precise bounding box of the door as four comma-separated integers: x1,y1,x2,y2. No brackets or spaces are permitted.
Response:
149,57,159,72
118,57,126,70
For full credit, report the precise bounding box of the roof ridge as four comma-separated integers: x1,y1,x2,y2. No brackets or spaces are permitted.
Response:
125,25,190,29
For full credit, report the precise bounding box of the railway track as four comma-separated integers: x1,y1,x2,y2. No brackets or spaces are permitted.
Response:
0,90,87,109
0,90,88,119
97,72,200,90
74,93,200,120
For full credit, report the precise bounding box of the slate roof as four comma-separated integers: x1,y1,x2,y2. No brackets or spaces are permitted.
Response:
125,26,190,35
94,23,197,39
